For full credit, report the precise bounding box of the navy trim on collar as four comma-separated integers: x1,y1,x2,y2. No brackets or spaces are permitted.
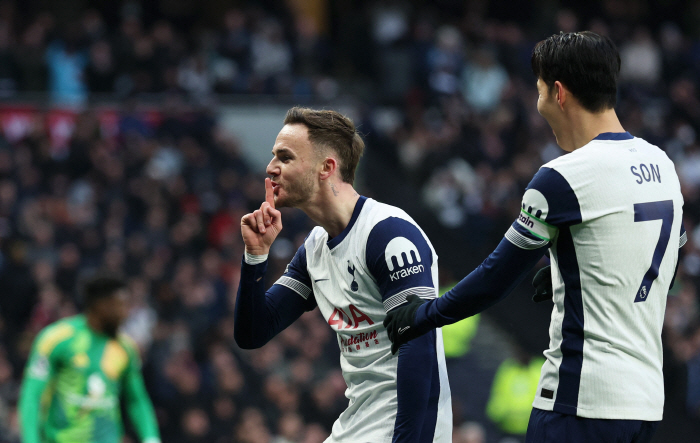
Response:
593,132,633,141
327,196,367,250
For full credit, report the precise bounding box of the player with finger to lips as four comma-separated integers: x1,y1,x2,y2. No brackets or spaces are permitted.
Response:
235,107,452,443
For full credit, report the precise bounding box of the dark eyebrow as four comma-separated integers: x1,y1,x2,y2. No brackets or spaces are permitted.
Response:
272,148,294,156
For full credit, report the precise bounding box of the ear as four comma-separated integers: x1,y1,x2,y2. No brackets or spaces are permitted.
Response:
319,156,338,181
554,81,566,111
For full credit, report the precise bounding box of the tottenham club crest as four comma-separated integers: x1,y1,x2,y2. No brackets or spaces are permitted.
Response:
347,261,359,291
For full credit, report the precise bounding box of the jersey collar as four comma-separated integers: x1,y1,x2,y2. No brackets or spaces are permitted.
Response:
327,196,367,250
593,131,633,141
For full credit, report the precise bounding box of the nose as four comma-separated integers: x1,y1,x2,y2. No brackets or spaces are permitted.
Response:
266,159,278,177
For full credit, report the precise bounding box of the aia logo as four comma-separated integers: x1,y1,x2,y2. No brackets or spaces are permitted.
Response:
327,304,374,330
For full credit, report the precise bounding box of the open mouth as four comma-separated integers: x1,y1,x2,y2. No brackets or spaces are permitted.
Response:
271,181,280,195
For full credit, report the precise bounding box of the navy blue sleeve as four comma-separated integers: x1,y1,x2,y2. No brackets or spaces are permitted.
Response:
415,238,547,329
366,217,436,312
671,222,686,290
393,331,441,443
680,222,687,248
233,245,317,349
367,217,441,442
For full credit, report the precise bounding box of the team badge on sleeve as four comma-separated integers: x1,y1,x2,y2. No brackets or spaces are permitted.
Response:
518,189,558,241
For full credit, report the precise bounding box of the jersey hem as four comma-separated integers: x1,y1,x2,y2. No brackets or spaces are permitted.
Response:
532,398,663,421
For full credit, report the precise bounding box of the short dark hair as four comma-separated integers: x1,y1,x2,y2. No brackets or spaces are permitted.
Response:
83,274,126,308
283,107,365,185
531,31,621,113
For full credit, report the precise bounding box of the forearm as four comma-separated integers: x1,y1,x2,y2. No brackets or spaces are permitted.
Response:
234,259,307,349
419,238,547,328
18,378,47,443
393,331,440,442
124,374,160,443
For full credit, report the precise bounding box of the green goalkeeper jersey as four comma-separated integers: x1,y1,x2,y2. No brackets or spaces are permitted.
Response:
19,315,161,443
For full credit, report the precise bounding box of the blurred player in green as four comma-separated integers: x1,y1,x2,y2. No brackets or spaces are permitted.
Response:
18,275,161,443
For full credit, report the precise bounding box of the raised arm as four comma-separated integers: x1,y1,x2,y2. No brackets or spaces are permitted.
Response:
234,178,315,348
234,244,317,349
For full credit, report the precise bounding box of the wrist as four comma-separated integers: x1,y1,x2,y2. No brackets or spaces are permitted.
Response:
244,250,269,265
414,300,434,330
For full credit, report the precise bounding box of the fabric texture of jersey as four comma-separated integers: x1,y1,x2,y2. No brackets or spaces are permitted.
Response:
506,133,684,420
19,315,160,443
274,197,452,443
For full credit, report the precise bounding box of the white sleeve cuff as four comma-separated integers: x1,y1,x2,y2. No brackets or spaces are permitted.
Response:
245,251,269,265
143,438,161,443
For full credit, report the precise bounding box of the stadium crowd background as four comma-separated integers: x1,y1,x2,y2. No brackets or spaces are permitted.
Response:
0,0,699,442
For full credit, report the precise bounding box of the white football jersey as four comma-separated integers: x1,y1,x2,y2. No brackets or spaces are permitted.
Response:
506,132,685,420
274,197,452,443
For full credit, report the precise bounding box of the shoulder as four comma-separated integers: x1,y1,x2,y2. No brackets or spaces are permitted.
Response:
116,333,142,368
522,166,582,226
35,317,79,356
635,137,675,163
117,333,140,356
305,226,327,246
360,199,418,231
542,146,596,174
367,199,411,220
366,215,434,269
364,199,423,238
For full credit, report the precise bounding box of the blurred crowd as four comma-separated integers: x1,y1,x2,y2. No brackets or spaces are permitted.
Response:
0,0,699,442
0,0,335,104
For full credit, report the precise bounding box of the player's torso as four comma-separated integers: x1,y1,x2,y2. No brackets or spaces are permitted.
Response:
305,201,402,374
46,317,130,442
304,199,443,442
538,137,683,419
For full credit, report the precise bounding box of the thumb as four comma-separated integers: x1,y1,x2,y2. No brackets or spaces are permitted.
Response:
406,294,421,303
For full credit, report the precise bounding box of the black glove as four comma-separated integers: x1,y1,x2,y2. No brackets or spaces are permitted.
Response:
532,265,552,303
383,294,428,355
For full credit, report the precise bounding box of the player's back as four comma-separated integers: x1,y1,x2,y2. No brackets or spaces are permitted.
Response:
531,134,684,420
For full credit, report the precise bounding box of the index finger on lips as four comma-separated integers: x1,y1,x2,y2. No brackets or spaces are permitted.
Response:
265,178,275,208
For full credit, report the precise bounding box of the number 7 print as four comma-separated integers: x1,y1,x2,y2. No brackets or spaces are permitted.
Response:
633,200,674,303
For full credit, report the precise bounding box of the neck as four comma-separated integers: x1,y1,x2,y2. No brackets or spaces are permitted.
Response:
299,180,360,238
85,311,104,335
557,107,625,152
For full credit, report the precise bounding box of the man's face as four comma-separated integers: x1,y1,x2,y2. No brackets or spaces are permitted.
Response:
266,124,320,208
536,78,556,123
536,78,564,149
96,289,130,338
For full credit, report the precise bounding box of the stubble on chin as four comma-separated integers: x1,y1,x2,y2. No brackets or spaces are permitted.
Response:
275,175,315,208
